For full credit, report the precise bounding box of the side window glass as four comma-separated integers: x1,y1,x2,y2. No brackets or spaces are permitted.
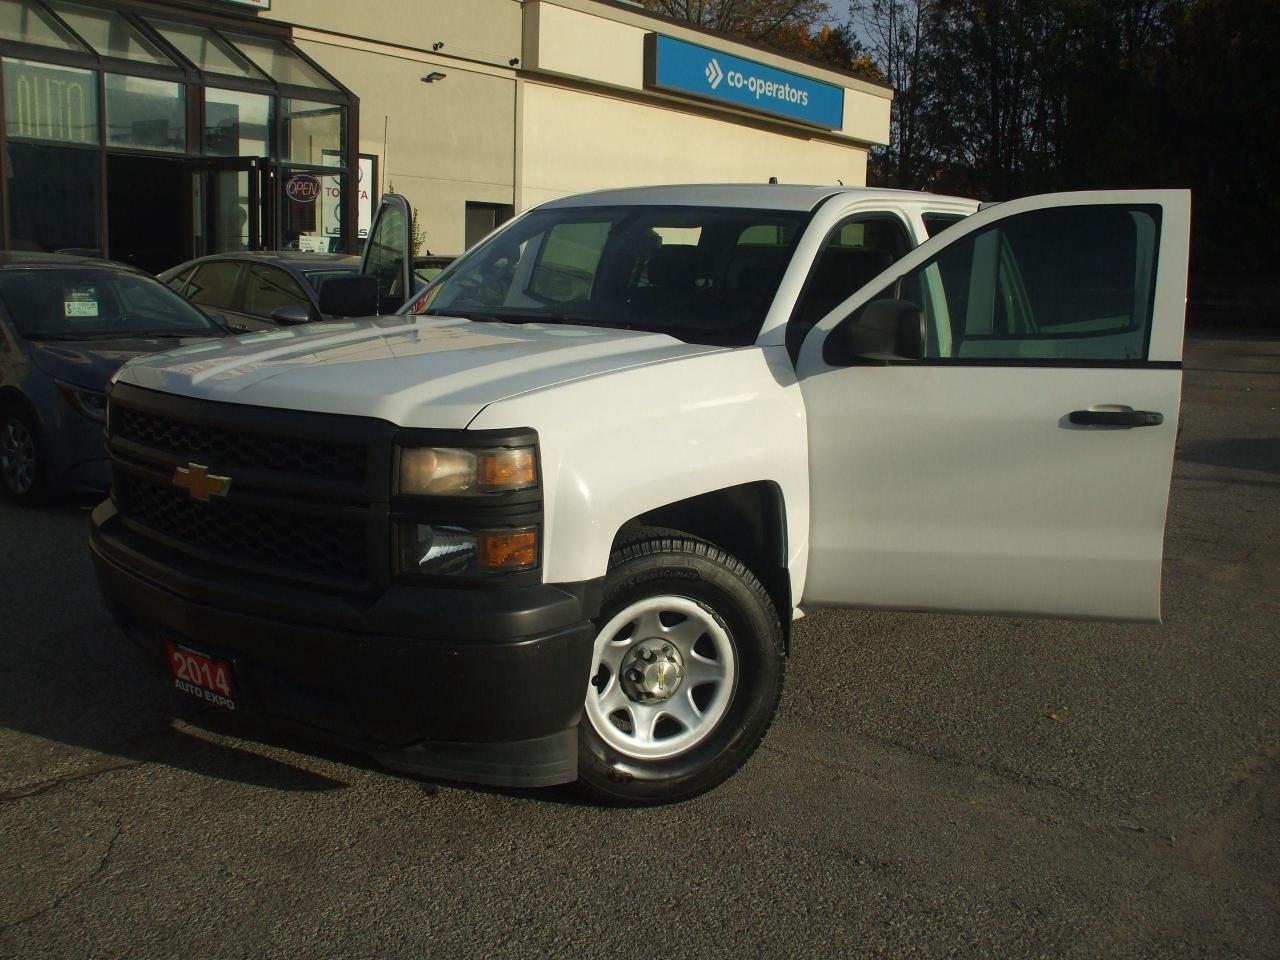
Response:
365,203,406,300
166,267,195,294
921,213,966,238
244,265,310,317
789,214,911,358
529,221,610,303
186,262,242,310
902,204,1161,362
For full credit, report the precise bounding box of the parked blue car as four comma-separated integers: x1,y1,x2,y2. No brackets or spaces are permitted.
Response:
0,254,227,504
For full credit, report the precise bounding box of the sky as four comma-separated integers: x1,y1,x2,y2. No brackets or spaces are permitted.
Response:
824,0,857,25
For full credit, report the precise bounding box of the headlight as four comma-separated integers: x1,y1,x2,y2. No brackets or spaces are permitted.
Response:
55,381,106,423
397,523,538,576
398,445,537,496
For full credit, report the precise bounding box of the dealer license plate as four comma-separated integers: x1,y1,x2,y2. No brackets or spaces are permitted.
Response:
166,641,237,711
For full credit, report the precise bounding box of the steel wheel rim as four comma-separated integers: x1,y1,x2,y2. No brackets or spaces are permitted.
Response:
585,594,737,761
0,419,35,495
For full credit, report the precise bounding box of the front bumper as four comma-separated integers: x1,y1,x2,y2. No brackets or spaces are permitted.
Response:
91,501,599,787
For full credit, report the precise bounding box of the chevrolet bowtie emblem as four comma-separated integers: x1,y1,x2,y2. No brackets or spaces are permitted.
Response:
173,463,231,502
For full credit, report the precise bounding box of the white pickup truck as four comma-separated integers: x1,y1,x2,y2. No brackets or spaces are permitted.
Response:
92,184,1189,804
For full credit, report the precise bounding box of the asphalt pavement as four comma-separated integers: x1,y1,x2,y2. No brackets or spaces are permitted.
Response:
1,331,1277,959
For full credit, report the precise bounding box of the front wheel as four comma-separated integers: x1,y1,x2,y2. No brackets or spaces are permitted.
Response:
0,408,46,505
576,527,785,805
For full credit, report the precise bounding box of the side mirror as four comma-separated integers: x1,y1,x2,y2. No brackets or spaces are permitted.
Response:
823,299,926,366
317,275,379,318
270,304,313,326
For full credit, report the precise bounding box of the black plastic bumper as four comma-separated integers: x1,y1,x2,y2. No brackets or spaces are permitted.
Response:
90,501,599,787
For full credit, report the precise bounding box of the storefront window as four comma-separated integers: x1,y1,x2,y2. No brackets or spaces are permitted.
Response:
44,1,172,65
281,98,342,167
223,32,335,90
146,18,264,80
0,0,85,51
281,170,343,252
205,87,271,157
3,58,98,144
104,73,185,152
7,142,100,253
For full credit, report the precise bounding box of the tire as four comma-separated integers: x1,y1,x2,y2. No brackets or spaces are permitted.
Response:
576,526,785,805
0,406,46,506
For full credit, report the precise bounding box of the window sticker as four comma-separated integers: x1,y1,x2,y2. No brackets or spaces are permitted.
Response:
64,287,100,318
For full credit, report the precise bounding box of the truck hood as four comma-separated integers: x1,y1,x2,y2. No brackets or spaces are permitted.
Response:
115,316,726,428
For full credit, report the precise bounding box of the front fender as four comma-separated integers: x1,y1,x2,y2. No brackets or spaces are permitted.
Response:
467,345,812,607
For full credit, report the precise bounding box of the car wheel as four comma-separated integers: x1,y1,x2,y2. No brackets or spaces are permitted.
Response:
0,407,45,505
576,526,785,805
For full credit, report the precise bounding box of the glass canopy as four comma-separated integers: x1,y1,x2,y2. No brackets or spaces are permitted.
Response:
0,0,85,51
46,0,172,65
145,17,264,80
222,31,336,90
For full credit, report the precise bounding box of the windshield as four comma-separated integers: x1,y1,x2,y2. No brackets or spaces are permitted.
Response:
417,205,808,345
0,268,221,340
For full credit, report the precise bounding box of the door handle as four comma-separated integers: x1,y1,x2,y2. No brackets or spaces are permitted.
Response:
1068,409,1163,427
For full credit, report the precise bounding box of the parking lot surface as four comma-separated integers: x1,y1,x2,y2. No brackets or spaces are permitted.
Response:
1,332,1277,959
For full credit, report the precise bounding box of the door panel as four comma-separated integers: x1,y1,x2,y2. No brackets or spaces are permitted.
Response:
796,190,1190,622
190,158,268,257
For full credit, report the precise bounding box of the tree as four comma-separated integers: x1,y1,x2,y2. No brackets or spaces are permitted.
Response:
641,0,833,43
640,1,880,75
851,0,938,187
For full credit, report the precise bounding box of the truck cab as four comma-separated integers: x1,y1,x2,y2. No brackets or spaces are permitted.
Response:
91,184,1190,804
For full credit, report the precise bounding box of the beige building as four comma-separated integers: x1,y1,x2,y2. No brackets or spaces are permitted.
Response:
0,0,891,266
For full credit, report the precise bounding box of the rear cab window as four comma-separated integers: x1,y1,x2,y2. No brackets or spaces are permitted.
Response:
921,212,967,238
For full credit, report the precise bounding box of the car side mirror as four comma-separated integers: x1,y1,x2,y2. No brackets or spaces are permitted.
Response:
270,304,313,326
317,275,379,318
823,298,926,366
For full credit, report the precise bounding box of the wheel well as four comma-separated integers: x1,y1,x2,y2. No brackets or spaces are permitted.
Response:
616,481,793,650
0,387,37,425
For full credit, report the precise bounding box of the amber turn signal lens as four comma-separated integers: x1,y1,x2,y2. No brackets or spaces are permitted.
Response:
478,528,538,571
477,448,537,491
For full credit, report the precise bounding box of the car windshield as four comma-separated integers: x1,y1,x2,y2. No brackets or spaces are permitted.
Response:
417,205,808,346
0,268,221,340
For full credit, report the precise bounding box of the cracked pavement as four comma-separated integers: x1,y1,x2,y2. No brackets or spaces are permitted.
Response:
1,332,1277,958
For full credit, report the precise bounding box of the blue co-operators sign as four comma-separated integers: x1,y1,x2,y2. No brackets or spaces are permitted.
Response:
644,33,845,130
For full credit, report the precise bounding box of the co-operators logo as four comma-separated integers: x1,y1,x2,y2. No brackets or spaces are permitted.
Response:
705,58,724,90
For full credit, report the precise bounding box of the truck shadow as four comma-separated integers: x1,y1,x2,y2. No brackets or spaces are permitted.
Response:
0,497,351,796
0,495,580,804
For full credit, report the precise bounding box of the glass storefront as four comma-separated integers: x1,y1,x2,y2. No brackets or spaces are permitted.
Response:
104,73,184,151
0,0,356,269
3,57,96,142
205,86,270,157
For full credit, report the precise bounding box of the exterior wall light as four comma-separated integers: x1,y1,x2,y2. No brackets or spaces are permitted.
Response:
422,72,447,83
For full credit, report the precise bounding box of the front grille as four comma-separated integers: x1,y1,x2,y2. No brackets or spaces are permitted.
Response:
107,384,394,591
116,407,367,483
124,474,368,581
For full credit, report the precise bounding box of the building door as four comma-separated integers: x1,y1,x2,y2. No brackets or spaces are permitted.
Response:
106,155,186,275
189,157,270,257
